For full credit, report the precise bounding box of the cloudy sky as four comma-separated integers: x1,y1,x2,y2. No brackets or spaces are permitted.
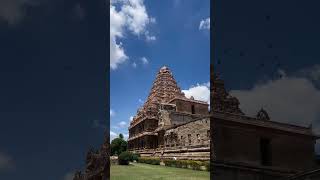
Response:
0,0,107,179
110,0,210,141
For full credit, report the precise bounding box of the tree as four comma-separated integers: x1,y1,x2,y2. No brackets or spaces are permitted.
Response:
110,134,127,156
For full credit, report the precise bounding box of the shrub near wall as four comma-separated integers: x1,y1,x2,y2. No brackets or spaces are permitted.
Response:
132,153,140,162
118,151,133,165
163,159,175,167
137,157,161,165
163,159,210,171
137,157,210,171
203,161,210,171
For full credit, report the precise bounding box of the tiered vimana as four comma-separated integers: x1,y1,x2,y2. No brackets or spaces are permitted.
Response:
128,66,210,160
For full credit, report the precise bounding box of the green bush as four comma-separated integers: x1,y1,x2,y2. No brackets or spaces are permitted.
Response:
203,161,210,171
181,160,191,168
118,151,132,165
137,157,160,165
110,134,127,156
163,159,208,171
181,160,189,168
137,157,142,163
163,159,176,167
189,161,202,170
132,153,140,162
175,160,183,168
137,157,208,171
151,158,160,165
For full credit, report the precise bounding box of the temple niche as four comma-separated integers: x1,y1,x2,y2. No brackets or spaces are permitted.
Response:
127,66,211,160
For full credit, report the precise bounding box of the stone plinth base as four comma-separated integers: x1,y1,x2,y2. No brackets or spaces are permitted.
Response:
133,147,210,161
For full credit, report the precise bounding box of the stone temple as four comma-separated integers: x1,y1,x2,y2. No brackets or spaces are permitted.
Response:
210,65,320,180
128,66,211,160
72,65,320,180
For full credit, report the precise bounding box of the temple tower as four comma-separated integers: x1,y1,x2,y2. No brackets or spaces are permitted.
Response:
128,66,209,155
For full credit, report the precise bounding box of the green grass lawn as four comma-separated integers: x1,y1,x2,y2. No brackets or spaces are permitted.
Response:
110,162,210,180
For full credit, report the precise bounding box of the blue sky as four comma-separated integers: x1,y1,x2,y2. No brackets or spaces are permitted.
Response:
110,0,210,140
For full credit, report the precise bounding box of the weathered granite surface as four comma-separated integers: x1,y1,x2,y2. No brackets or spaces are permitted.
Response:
127,66,210,160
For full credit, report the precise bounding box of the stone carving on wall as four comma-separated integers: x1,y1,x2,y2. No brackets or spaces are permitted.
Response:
256,108,270,121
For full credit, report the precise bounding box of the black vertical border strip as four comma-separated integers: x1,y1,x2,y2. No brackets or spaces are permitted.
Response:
72,0,110,178
210,0,216,179
78,0,110,178
105,0,110,179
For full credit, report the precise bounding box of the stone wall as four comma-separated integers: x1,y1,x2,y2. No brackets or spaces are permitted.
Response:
169,112,200,126
164,118,210,150
171,99,208,115
132,117,211,160
213,117,317,172
158,109,172,127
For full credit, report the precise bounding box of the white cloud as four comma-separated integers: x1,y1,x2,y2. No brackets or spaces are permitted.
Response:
110,130,117,136
145,31,156,41
111,125,119,130
110,0,156,70
182,82,210,104
130,116,134,121
118,121,127,128
0,152,14,171
110,38,128,70
110,131,118,141
121,0,150,35
199,17,210,30
110,131,128,141
132,62,137,68
110,109,115,117
110,5,128,70
123,133,129,139
277,69,287,78
63,172,74,180
146,34,156,41
298,64,320,82
138,98,144,103
149,17,156,24
141,57,149,64
230,68,320,130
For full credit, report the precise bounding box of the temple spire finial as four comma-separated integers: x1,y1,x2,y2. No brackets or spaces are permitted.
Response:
256,108,270,121
159,65,171,73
